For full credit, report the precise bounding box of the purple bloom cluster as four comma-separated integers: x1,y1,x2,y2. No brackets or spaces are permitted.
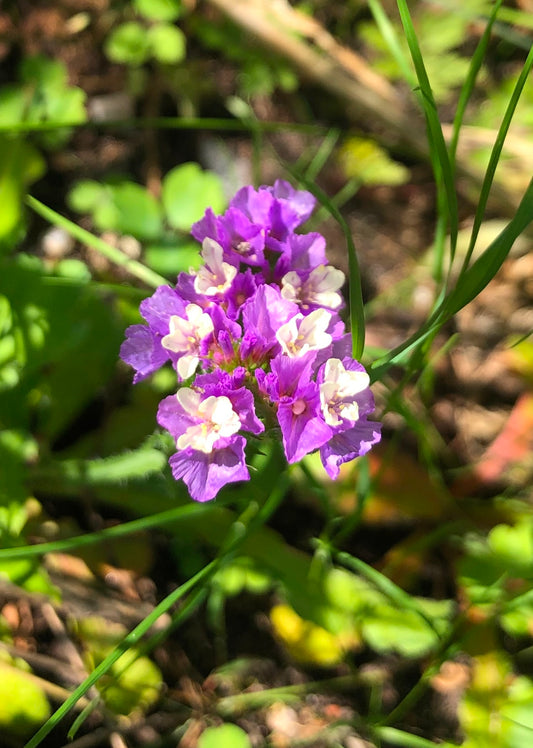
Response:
121,181,381,502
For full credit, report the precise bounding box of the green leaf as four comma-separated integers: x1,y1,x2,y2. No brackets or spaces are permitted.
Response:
105,22,151,66
67,180,104,213
0,86,28,126
16,55,87,148
133,0,182,22
162,162,225,231
101,182,163,240
147,23,186,64
0,136,45,252
144,239,202,277
199,724,252,748
0,661,50,738
0,255,123,439
361,604,446,657
338,136,410,186
488,520,533,577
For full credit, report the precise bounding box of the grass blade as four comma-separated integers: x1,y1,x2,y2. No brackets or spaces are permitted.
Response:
461,42,533,270
442,178,533,317
396,0,459,265
24,560,218,748
26,195,168,288
367,0,416,87
449,0,504,165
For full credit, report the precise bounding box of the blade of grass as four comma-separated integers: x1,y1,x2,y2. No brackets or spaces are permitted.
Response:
369,178,533,380
460,42,533,271
374,726,459,748
367,0,416,87
24,559,218,748
442,177,533,317
334,549,448,636
26,195,168,289
304,128,341,182
0,116,325,135
396,0,459,265
0,505,208,561
449,0,504,166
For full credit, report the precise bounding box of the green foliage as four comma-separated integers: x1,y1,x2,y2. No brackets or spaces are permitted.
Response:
458,517,533,636
192,15,297,97
459,651,533,748
0,254,123,440
338,135,410,186
105,22,152,66
77,617,162,716
147,24,187,65
199,724,252,748
0,55,86,251
162,162,226,231
0,137,45,252
360,1,489,102
0,55,87,148
67,164,226,277
133,0,182,23
0,660,51,738
105,1,186,69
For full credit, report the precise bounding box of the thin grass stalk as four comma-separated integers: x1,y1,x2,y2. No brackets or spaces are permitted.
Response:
448,0,504,166
367,0,416,87
396,0,459,263
24,560,218,748
26,196,168,289
460,42,533,272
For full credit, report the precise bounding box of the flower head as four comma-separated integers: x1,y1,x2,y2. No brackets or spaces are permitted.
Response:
121,180,381,501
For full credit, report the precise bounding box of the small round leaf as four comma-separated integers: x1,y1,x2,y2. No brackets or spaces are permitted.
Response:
134,0,182,22
162,163,225,232
105,22,150,67
199,724,251,748
147,24,186,65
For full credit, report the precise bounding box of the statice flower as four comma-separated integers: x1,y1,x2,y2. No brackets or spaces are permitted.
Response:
121,180,381,501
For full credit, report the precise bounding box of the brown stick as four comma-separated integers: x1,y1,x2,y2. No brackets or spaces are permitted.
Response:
204,0,522,214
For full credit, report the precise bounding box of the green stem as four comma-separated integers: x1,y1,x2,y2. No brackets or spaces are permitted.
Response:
217,672,385,717
26,195,168,289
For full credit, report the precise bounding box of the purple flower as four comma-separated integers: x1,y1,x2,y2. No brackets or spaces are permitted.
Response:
121,180,382,502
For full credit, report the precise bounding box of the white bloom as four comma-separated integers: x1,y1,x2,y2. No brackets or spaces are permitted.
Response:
276,309,332,358
320,358,369,426
176,389,241,453
194,238,237,296
161,304,214,379
281,265,345,310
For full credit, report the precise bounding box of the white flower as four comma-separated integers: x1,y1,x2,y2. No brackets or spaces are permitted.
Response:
281,265,345,310
161,304,214,379
276,309,332,358
319,358,369,426
176,389,241,453
194,238,237,296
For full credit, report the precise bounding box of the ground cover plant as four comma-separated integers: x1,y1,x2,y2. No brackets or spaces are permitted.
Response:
1,1,533,746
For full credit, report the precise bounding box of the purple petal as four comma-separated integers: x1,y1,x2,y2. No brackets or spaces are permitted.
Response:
277,383,332,463
157,393,195,440
120,324,169,383
139,285,186,335
320,420,382,480
169,436,249,501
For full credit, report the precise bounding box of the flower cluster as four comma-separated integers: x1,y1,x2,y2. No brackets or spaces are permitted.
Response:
120,181,381,502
